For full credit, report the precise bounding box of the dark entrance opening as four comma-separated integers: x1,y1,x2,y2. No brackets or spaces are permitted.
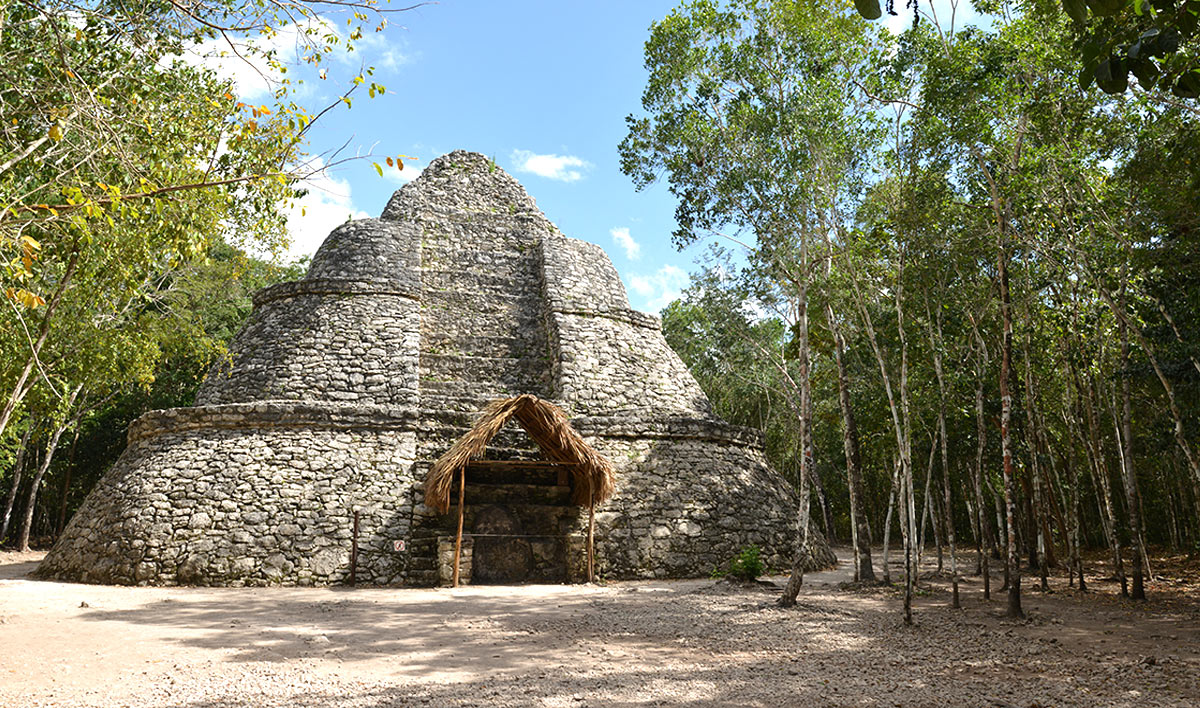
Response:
464,459,574,584
470,506,533,583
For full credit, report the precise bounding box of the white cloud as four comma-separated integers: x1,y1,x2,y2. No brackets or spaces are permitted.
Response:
510,150,591,182
629,265,689,314
285,157,370,259
610,226,641,260
176,18,409,101
351,28,410,71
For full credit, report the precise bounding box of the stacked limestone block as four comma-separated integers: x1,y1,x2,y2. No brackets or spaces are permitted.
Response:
38,150,832,586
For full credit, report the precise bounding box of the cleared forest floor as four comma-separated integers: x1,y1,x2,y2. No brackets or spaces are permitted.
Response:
1,548,1197,707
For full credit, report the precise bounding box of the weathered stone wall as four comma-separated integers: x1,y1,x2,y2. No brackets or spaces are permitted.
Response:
39,150,832,587
38,403,420,586
541,236,711,417
198,220,423,407
197,288,421,406
577,415,812,577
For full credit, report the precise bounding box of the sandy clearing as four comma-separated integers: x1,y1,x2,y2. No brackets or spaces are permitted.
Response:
1,549,1197,707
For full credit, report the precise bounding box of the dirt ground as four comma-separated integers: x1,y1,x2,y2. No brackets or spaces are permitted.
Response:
1,548,1198,708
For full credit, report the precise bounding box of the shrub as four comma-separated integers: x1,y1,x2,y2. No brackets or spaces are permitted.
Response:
726,545,765,581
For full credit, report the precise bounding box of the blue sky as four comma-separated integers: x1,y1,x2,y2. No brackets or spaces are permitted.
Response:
200,0,977,313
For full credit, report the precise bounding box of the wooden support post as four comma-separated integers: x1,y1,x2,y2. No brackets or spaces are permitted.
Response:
453,466,466,587
587,501,596,583
349,510,359,586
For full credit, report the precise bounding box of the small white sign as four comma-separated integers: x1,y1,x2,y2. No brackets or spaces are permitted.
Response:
393,540,406,552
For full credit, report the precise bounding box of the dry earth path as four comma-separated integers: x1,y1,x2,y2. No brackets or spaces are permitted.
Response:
1,549,1197,707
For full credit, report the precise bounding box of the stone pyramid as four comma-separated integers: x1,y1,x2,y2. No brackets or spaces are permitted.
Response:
39,151,831,586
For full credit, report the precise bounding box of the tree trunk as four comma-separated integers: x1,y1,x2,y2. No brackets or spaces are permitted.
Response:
1088,379,1126,593
882,458,900,585
1,427,33,545
829,303,875,582
779,238,814,609
56,426,81,537
19,386,82,551
1118,306,1146,600
996,240,1023,619
917,433,939,572
896,258,917,625
930,305,960,607
972,337,992,600
1067,424,1087,592
1020,336,1050,592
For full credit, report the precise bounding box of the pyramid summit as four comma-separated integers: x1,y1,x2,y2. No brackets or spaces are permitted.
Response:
39,150,833,586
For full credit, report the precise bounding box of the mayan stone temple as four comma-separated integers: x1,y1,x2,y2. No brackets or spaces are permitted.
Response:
38,151,832,586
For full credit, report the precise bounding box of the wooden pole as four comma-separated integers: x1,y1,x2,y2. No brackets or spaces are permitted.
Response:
587,501,596,583
453,466,466,587
349,510,359,586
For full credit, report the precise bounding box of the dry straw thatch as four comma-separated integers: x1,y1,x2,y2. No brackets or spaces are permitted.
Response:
424,394,616,514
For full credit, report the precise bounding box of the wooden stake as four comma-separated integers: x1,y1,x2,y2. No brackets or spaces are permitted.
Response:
349,510,359,586
453,466,465,587
587,501,595,583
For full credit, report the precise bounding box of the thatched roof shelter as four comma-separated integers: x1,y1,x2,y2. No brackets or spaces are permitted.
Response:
424,394,616,514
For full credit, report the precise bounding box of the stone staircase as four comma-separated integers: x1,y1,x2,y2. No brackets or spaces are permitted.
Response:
416,218,553,411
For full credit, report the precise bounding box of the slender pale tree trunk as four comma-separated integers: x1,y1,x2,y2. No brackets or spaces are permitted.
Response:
882,458,900,585
899,455,915,624
1020,335,1050,592
56,426,81,537
851,255,915,621
1086,377,1126,593
828,302,875,582
970,322,992,600
896,255,917,624
779,234,814,609
19,386,82,551
1117,290,1146,600
917,433,939,572
930,304,960,606
1,427,33,544
1065,418,1087,592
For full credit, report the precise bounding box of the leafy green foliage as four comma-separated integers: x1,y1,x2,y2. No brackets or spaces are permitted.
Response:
713,545,766,580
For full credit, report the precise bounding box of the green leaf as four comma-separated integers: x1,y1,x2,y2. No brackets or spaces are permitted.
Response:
1129,57,1160,85
373,161,383,177
854,0,883,20
1078,64,1096,90
1063,0,1089,22
1172,70,1200,98
1084,0,1126,16
1094,57,1129,93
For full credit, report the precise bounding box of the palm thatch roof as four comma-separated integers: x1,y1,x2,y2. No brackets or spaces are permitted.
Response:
424,394,616,514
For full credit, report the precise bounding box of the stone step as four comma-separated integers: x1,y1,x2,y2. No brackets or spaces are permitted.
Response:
422,333,542,360
412,502,581,537
419,353,552,386
418,380,553,405
465,462,566,486
405,569,439,586
464,483,571,506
